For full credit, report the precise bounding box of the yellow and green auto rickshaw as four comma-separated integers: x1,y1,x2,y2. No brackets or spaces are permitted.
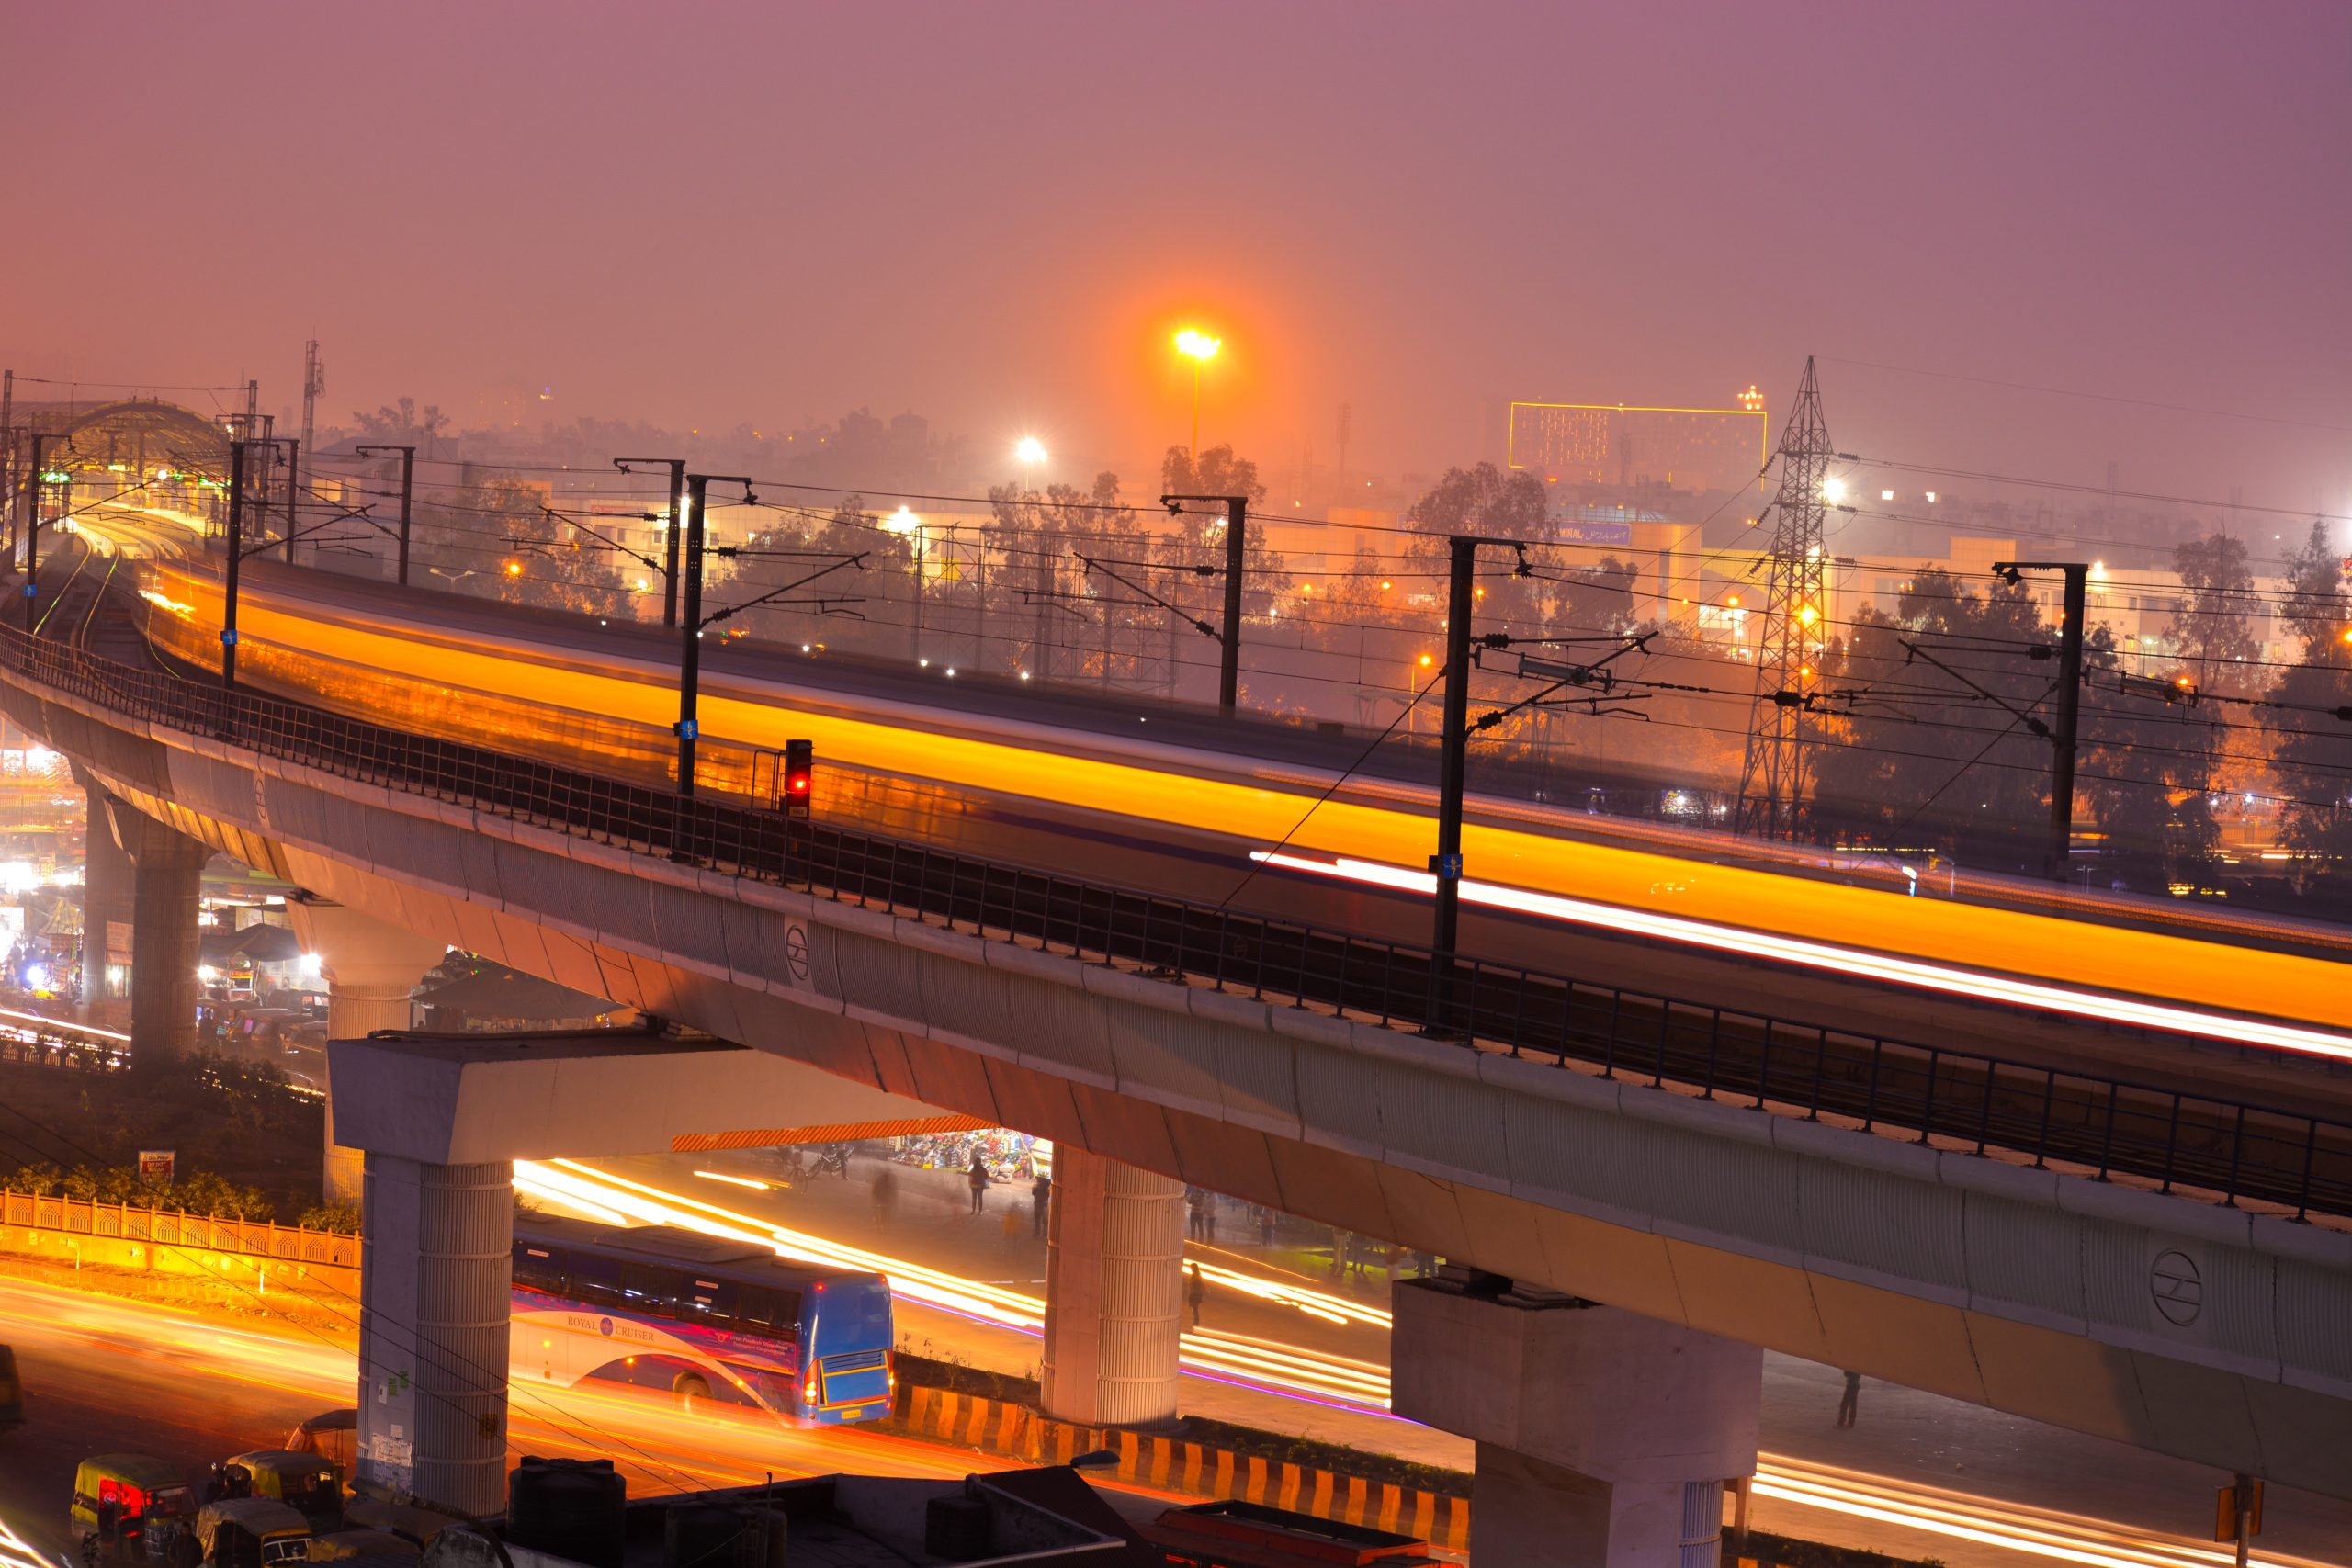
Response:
196,1497,311,1567
0,1343,22,1429
221,1451,342,1533
70,1453,197,1557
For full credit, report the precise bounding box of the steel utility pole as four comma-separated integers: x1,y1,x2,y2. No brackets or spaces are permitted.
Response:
281,437,300,562
1430,536,1483,967
355,445,415,585
220,436,292,686
1997,560,2090,882
674,473,755,797
616,457,686,627
20,431,63,633
1,370,14,557
1159,493,1250,715
221,439,249,686
297,340,323,560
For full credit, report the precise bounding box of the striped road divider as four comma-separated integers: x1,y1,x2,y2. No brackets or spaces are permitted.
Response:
889,1382,1471,1552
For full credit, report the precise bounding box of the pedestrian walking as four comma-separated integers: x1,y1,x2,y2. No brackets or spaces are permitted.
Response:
1329,1228,1350,1279
1001,1207,1022,1245
1186,1185,1209,1239
967,1150,990,1214
870,1168,898,1228
1836,1370,1861,1428
1185,1261,1206,1328
1257,1205,1275,1246
1031,1172,1053,1237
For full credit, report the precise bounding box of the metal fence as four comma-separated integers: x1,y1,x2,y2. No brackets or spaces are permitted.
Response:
1,619,2346,1221
0,1185,359,1267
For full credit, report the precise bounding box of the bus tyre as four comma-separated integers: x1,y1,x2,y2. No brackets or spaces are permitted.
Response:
672,1371,712,1414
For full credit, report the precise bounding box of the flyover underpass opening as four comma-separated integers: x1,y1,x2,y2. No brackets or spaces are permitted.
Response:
0,616,2344,1223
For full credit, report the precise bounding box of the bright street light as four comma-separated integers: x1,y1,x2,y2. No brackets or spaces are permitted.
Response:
1175,330,1221,363
1014,436,1048,468
1174,329,1223,463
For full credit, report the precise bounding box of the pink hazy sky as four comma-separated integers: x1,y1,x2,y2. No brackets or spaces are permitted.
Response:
5,1,2347,511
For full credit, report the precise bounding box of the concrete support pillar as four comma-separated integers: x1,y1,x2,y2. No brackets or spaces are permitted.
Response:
1393,1281,1762,1568
103,799,207,1076
1038,1145,1185,1427
286,900,447,1206
356,1152,512,1515
79,780,135,1010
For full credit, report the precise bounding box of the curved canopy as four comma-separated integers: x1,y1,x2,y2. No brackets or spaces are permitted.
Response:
33,399,233,485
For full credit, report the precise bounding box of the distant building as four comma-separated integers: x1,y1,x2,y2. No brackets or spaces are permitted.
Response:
1508,400,1769,495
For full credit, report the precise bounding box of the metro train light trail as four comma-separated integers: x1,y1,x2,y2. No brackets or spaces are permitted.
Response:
151,556,2352,1051
1255,852,2352,1066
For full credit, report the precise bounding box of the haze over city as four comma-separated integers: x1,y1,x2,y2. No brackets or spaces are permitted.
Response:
7,2,2350,506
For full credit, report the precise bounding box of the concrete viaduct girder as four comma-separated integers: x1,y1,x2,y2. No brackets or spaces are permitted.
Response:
6,662,2351,1500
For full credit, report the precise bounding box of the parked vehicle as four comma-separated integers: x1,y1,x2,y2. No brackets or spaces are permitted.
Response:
220,1450,341,1533
70,1453,196,1559
195,1497,311,1567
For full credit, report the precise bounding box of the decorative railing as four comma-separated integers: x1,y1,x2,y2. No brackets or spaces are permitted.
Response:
0,1185,358,1267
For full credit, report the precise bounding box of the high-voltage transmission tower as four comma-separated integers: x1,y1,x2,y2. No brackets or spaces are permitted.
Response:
1735,356,1838,839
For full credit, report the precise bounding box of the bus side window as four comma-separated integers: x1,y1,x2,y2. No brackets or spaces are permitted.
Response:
513,1244,566,1294
775,1290,805,1337
739,1287,775,1330
569,1251,625,1308
683,1278,737,1327
621,1263,678,1318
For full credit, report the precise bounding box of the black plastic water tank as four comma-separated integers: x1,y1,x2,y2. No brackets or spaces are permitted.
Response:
924,1492,991,1559
664,1501,758,1568
508,1455,627,1568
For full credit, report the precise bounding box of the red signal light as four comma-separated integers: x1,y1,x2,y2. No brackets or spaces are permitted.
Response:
783,739,814,819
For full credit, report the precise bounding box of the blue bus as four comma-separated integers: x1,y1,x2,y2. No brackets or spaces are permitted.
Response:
510,1216,895,1426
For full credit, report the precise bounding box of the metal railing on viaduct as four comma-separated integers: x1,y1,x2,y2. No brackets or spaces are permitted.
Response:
1,620,2346,1222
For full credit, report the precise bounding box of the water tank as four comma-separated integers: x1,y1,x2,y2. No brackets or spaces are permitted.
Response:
507,1456,627,1568
923,1493,991,1560
664,1502,784,1568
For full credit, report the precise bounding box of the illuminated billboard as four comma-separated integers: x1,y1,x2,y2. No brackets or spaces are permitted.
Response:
1508,401,1769,494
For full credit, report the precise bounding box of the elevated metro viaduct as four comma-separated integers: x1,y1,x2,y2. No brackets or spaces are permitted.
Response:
2,627,2347,1564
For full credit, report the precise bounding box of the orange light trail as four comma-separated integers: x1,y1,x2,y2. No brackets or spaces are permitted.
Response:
1,1263,2332,1566
146,555,2352,1054
1254,852,2352,1064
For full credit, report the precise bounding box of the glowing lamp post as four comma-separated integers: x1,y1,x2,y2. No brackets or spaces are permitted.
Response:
1174,330,1221,463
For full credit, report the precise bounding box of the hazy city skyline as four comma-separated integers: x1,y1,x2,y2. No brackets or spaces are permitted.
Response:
6,2,2349,513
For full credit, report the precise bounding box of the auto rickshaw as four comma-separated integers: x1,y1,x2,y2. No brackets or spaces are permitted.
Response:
71,1454,196,1559
196,1498,311,1567
281,1410,356,1477
221,1451,342,1533
0,1343,22,1429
